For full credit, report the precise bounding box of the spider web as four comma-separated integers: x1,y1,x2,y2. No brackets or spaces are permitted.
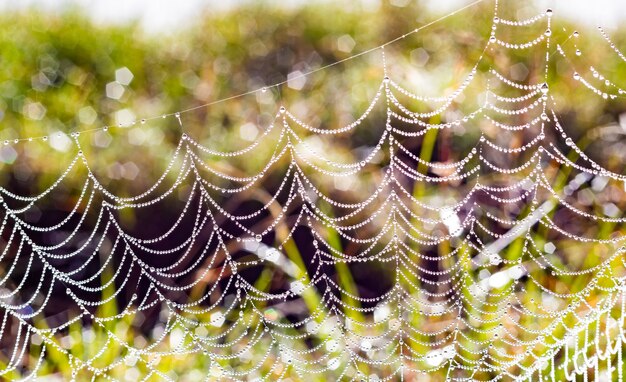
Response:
1,1,626,381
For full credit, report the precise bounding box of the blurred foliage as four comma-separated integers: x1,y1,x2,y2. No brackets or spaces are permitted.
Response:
1,0,625,195
1,0,626,380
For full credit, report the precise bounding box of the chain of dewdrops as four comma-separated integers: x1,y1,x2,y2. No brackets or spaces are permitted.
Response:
1,0,491,147
1,4,626,382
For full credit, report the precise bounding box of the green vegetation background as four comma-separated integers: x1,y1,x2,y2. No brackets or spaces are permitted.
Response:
0,0,626,380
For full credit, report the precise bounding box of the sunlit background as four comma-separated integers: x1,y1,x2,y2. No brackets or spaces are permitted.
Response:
2,0,626,32
0,0,626,380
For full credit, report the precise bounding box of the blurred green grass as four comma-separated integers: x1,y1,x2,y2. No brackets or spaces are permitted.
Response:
0,1,626,381
1,1,624,193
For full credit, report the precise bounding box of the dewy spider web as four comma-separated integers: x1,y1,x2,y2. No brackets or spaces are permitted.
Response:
1,1,626,381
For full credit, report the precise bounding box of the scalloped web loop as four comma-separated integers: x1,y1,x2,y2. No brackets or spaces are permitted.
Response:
1,1,626,381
